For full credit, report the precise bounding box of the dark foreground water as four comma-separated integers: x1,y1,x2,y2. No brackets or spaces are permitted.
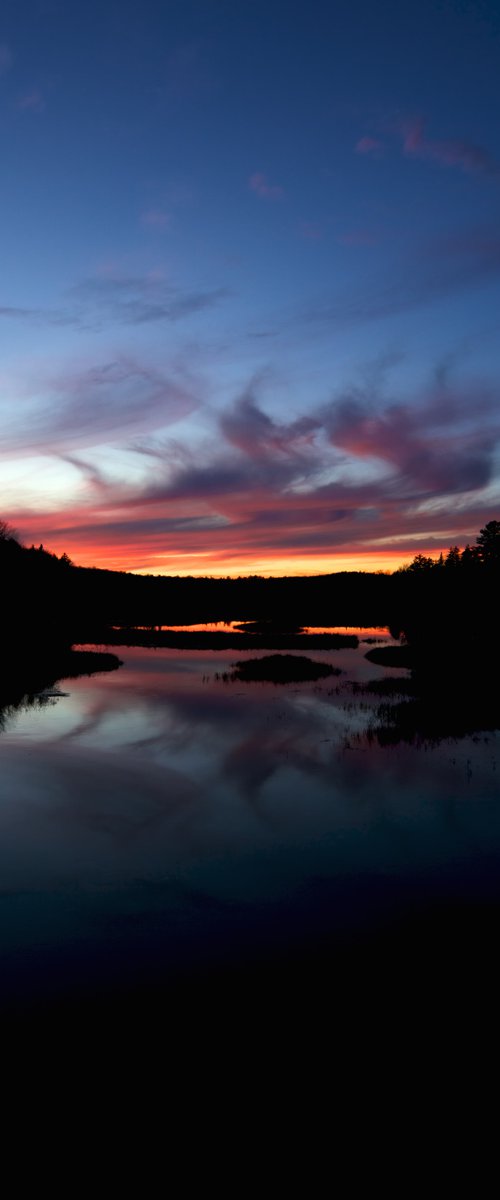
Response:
1,632,500,1026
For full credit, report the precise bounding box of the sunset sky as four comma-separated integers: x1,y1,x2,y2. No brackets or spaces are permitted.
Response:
1,0,500,575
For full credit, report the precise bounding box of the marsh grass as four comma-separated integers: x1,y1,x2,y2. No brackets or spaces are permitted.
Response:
217,653,342,684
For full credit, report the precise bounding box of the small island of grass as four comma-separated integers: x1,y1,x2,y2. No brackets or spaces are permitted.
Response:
226,654,341,683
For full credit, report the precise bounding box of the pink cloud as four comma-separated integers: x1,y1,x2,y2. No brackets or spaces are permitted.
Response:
401,117,497,175
249,172,284,200
355,136,384,156
326,391,496,495
17,89,45,113
220,393,318,464
141,209,171,229
3,375,499,574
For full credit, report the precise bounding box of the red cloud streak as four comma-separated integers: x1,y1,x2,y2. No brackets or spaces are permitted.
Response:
3,384,498,575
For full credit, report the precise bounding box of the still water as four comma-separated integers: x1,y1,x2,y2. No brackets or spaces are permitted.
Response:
1,633,499,1007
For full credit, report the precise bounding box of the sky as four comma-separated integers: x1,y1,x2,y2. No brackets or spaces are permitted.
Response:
1,0,500,575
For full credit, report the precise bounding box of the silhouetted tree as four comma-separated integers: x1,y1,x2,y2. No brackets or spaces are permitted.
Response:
461,543,481,568
477,520,500,563
0,519,18,542
445,546,461,569
407,554,436,572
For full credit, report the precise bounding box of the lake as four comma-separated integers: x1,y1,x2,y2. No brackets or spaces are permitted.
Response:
1,629,500,1015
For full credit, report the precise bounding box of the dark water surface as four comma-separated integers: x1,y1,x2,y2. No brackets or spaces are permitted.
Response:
1,632,499,1016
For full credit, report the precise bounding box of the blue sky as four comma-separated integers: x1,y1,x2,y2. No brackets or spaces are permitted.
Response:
1,0,500,572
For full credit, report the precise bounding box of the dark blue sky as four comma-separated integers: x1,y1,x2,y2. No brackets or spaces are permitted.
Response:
2,0,500,572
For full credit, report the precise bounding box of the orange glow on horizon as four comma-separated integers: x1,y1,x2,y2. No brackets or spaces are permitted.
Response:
46,542,449,576
10,509,474,576
129,552,402,576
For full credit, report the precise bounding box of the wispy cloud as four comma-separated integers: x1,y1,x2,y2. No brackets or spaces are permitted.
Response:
355,136,384,156
141,208,171,229
401,116,499,175
0,304,46,320
306,228,500,324
17,88,45,113
7,368,498,571
68,272,229,327
0,357,199,456
324,389,497,494
0,271,229,331
0,303,75,327
249,172,284,200
220,389,318,464
356,117,499,177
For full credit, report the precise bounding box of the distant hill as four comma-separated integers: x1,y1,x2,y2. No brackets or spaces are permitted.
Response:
1,518,499,644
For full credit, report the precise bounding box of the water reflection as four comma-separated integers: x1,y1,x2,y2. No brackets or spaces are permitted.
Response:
1,638,499,1007
112,622,389,637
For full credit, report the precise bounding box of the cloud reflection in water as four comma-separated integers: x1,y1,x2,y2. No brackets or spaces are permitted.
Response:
1,643,499,1004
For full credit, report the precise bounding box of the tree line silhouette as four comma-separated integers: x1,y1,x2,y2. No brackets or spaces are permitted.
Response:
1,516,500,738
396,520,500,572
1,516,499,638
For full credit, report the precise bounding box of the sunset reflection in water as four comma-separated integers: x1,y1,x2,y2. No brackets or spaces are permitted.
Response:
1,636,499,1006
